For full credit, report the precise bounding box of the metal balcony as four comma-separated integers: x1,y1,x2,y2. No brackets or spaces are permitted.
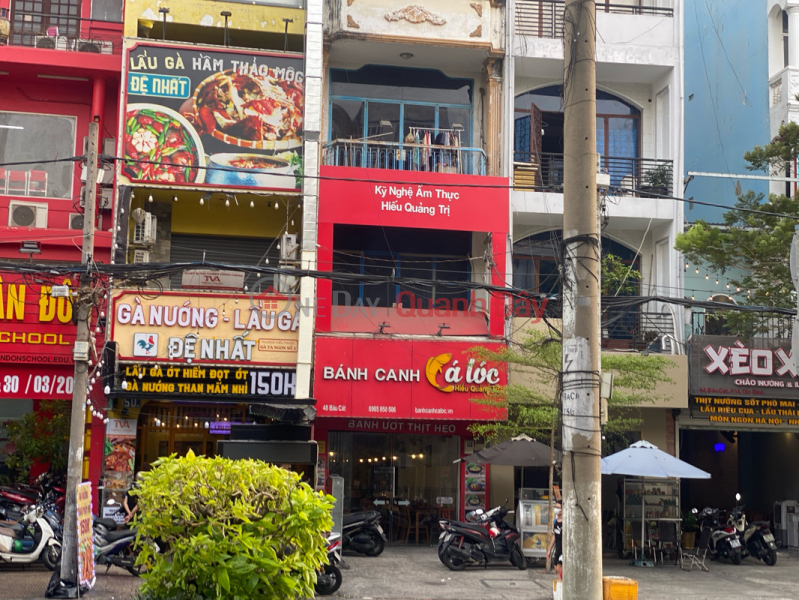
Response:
323,139,487,176
6,9,122,54
513,152,673,197
515,0,673,39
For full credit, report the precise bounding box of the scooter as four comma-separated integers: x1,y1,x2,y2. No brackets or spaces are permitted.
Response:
314,532,343,596
437,510,491,563
728,493,778,566
698,507,742,564
0,504,60,569
439,505,526,571
0,473,65,520
342,511,386,557
93,518,142,576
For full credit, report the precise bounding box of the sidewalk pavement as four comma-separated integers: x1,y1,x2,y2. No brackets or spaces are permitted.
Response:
2,547,798,600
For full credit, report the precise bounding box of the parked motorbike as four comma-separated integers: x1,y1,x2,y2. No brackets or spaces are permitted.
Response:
342,511,386,557
437,510,490,562
0,504,60,569
93,518,142,576
314,532,343,596
0,472,65,521
728,493,778,566
439,504,526,571
698,507,742,564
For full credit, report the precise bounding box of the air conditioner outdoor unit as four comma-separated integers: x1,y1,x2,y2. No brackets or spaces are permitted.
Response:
8,201,48,228
75,39,113,54
133,249,150,264
68,213,102,231
34,35,71,51
132,213,157,245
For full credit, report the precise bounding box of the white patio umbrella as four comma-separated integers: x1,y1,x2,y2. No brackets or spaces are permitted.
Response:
602,440,710,567
601,440,711,479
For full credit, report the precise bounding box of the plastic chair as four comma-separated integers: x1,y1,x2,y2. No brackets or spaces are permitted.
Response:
656,521,680,566
28,170,47,196
7,170,27,194
680,528,710,572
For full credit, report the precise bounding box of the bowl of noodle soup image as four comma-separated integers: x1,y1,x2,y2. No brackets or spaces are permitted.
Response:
205,153,295,188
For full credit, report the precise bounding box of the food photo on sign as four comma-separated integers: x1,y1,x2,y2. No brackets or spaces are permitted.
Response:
123,42,304,190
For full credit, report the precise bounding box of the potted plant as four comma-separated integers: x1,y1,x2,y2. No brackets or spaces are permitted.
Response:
681,510,698,549
642,163,670,196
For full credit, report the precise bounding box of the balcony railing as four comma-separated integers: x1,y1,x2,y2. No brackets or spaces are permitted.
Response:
323,139,487,176
513,152,673,197
6,10,122,54
516,0,673,39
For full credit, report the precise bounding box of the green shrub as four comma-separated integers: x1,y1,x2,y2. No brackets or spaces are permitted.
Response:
134,451,334,600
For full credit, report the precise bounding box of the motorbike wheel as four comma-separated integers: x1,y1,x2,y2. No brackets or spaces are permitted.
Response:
763,548,778,566
730,548,743,565
41,544,61,571
442,548,467,572
364,532,385,557
315,564,342,595
510,543,527,571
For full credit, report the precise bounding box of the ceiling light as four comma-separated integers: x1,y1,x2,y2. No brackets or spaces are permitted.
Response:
225,197,230,207
250,200,255,208
172,195,178,202
0,125,23,130
400,52,413,60
148,194,154,203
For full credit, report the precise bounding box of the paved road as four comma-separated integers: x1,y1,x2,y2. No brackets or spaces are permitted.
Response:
1,547,797,599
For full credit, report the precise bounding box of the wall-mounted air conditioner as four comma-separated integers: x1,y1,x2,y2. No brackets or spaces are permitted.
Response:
133,249,150,263
34,35,71,51
75,39,113,54
68,213,102,230
132,213,157,245
8,201,48,228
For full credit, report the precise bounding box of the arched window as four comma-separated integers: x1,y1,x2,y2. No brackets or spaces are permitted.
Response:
514,85,641,187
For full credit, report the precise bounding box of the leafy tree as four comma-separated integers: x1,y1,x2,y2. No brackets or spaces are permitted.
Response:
2,400,69,480
134,452,334,600
676,121,799,333
602,254,642,297
468,330,674,445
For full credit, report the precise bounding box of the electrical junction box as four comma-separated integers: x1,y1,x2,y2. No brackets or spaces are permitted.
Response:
73,341,90,362
50,286,70,298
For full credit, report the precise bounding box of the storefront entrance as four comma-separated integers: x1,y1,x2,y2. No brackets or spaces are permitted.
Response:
328,431,460,544
135,402,247,470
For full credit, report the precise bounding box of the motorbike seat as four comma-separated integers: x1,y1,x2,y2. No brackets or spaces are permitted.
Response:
343,512,378,526
1,487,38,500
102,528,137,543
95,518,120,530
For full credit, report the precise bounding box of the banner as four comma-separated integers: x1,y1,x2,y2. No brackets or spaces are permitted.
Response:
123,41,304,191
76,482,95,589
314,338,506,421
111,291,299,367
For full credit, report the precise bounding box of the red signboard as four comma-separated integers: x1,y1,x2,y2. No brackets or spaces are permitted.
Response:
319,166,509,233
0,365,76,400
314,338,506,421
0,274,76,365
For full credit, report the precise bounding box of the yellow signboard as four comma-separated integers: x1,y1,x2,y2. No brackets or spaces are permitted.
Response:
111,291,299,366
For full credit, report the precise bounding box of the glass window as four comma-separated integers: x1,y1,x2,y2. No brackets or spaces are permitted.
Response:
403,104,435,141
91,0,122,22
0,111,75,199
330,66,472,105
331,99,365,140
366,102,400,143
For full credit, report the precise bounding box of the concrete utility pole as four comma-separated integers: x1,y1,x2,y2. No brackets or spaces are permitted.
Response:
59,119,99,585
561,0,603,598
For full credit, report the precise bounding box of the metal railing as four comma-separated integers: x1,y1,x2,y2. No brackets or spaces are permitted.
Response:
7,10,122,54
516,0,673,39
514,298,681,352
513,151,673,197
323,139,487,176
690,311,794,341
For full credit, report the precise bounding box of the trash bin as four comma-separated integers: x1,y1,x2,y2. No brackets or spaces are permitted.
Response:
552,580,562,600
603,576,638,600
